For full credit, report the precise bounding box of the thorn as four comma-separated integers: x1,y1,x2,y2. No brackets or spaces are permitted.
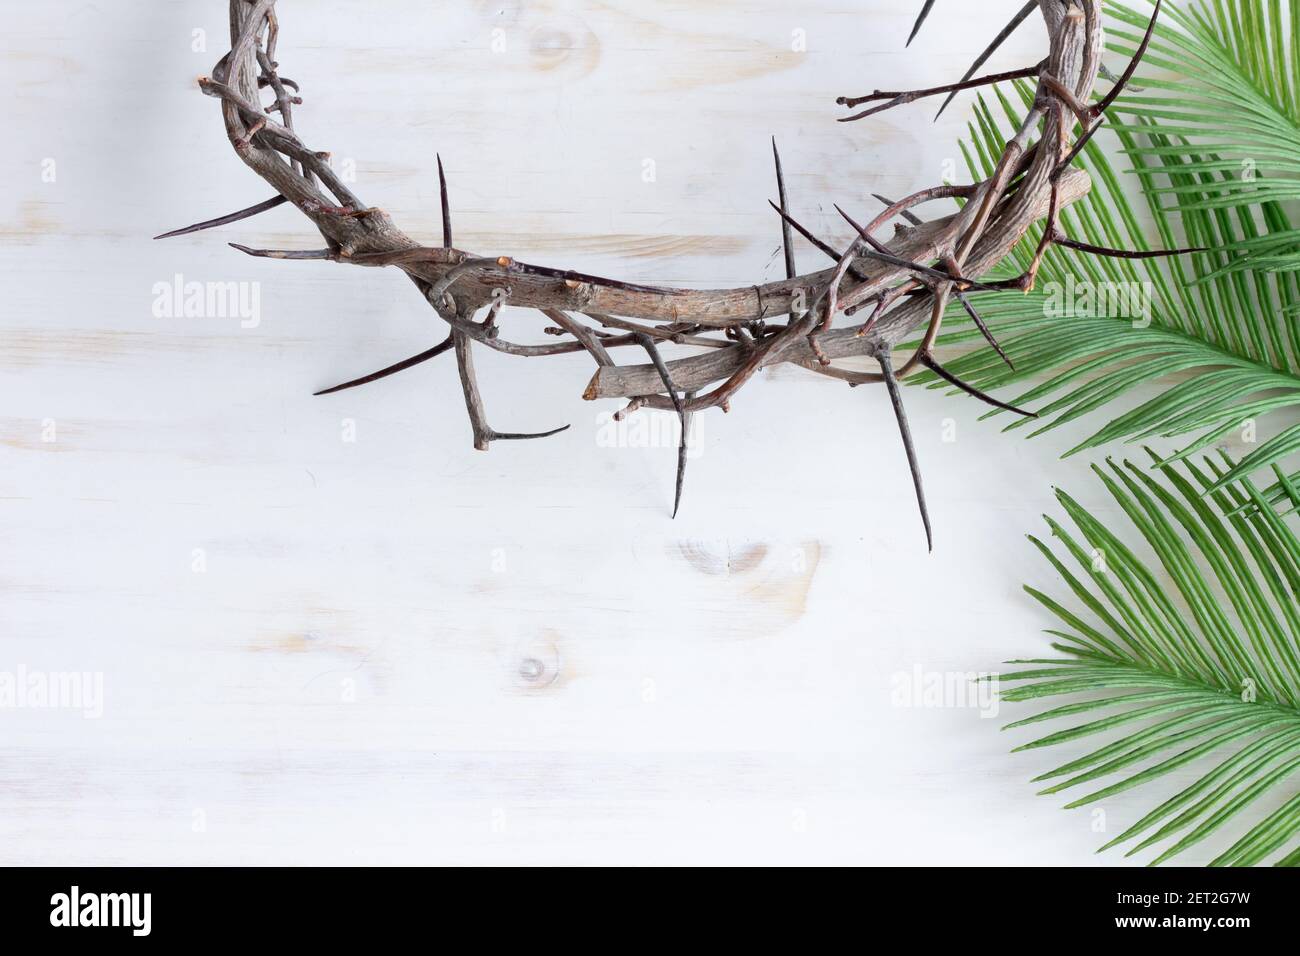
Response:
873,193,923,226
935,1,1037,119
920,354,1036,417
1057,0,1162,173
499,261,668,295
1092,0,1161,119
906,0,936,47
1053,235,1205,260
762,202,820,251
153,195,287,240
835,203,996,291
313,336,455,396
766,201,868,282
634,333,689,518
955,290,1014,369
675,390,698,519
771,138,797,283
491,424,571,442
437,153,452,249
876,347,933,552
228,242,333,260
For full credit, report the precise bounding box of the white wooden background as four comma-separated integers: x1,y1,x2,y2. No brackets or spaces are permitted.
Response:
0,0,1243,865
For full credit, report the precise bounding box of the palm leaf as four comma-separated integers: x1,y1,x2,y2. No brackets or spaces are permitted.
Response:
909,0,1300,494
1107,0,1300,213
1006,450,1300,865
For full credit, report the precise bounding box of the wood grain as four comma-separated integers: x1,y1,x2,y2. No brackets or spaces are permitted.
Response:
0,0,1231,865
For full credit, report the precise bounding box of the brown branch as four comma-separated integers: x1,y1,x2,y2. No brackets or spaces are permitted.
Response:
867,194,1013,368
178,0,1114,540
452,319,569,450
837,65,1041,122
585,167,1090,399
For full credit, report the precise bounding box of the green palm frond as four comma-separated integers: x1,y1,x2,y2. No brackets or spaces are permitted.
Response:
913,0,1300,491
1006,450,1300,865
1111,0,1300,284
1108,0,1300,214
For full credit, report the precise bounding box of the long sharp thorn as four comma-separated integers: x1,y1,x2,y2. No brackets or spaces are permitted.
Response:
766,201,870,282
1053,235,1205,259
507,261,679,295
1057,0,1161,172
835,203,890,255
314,336,455,396
876,348,932,552
675,390,698,519
935,1,1037,119
635,334,688,518
920,354,1036,418
873,193,923,226
228,242,333,259
835,204,995,292
772,138,797,282
767,201,842,262
154,195,287,240
492,425,571,441
906,0,936,47
437,153,452,249
1094,0,1161,117
955,290,1014,369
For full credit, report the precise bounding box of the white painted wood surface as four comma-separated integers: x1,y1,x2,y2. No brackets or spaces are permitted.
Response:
0,0,1243,865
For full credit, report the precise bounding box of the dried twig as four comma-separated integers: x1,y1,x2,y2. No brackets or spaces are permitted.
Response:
838,65,1041,122
161,0,1174,547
